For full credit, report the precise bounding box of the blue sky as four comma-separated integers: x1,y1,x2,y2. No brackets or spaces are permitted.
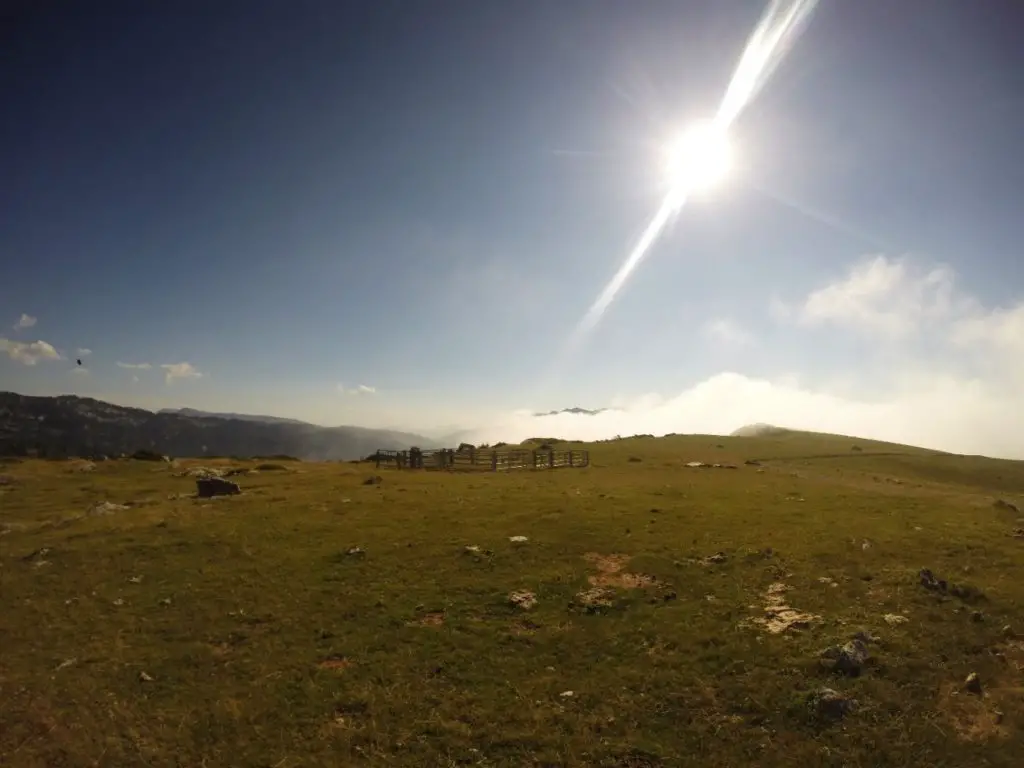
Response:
4,0,1024,455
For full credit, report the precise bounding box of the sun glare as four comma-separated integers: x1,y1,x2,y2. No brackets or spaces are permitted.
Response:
664,121,733,196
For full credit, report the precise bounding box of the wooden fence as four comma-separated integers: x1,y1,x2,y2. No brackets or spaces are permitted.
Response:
374,447,589,471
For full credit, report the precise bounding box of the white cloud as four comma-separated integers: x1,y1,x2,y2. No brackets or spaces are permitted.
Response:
950,304,1024,355
452,254,1024,459
457,370,1024,459
338,383,376,395
161,362,203,384
77,348,92,357
117,362,152,370
0,338,61,365
71,367,89,376
792,255,962,338
703,318,753,346
12,313,37,330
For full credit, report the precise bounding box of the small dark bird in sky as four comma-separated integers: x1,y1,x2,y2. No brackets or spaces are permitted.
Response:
76,359,82,366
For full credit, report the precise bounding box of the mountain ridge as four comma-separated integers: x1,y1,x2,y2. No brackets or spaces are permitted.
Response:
0,392,432,461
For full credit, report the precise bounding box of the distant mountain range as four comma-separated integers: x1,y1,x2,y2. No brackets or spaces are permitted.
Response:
157,407,311,425
534,407,608,417
0,392,432,461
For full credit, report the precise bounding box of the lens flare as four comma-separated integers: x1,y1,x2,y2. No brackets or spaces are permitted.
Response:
568,0,821,350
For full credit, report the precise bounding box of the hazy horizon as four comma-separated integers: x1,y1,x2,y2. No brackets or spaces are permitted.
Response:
4,1,1024,459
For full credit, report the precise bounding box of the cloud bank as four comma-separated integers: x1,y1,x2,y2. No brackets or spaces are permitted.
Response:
0,338,61,365
459,255,1024,459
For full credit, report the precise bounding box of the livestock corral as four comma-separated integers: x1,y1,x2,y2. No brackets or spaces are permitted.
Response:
374,445,590,471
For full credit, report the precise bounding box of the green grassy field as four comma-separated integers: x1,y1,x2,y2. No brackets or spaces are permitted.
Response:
3,431,1024,766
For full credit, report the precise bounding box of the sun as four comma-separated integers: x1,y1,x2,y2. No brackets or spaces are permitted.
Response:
663,120,733,196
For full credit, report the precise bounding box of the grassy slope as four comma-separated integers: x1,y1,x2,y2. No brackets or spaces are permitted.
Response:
2,433,1024,767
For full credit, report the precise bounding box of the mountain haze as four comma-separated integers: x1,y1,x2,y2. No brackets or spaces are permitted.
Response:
0,392,431,461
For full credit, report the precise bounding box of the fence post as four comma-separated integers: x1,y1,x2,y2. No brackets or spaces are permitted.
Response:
549,450,555,468
491,450,498,471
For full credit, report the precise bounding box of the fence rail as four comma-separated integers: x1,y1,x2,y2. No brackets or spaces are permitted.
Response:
374,447,589,471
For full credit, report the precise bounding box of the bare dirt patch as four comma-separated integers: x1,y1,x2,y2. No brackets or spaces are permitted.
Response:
936,682,1008,742
582,552,658,589
408,612,445,627
511,618,541,635
317,655,352,671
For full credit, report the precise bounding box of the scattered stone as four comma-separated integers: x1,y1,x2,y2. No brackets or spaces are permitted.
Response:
345,547,365,557
573,586,615,612
509,535,528,543
559,690,574,697
853,629,879,644
73,461,96,472
861,539,871,550
820,638,870,677
818,576,839,587
112,598,125,607
919,568,985,602
158,598,172,606
363,475,383,486
22,546,51,562
964,672,982,694
994,499,1020,514
1011,528,1024,539
127,575,143,584
464,545,482,555
685,461,704,468
138,671,154,682
971,611,985,623
1002,624,1014,638
196,477,241,498
88,501,129,516
752,582,819,634
509,591,537,610
700,552,728,566
920,568,948,592
744,459,762,466
808,687,857,720
54,657,77,671
176,466,224,478
883,613,909,626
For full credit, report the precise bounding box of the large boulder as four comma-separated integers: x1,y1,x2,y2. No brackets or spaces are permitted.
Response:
196,477,241,498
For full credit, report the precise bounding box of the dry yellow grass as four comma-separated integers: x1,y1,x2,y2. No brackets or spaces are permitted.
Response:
2,431,1024,766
